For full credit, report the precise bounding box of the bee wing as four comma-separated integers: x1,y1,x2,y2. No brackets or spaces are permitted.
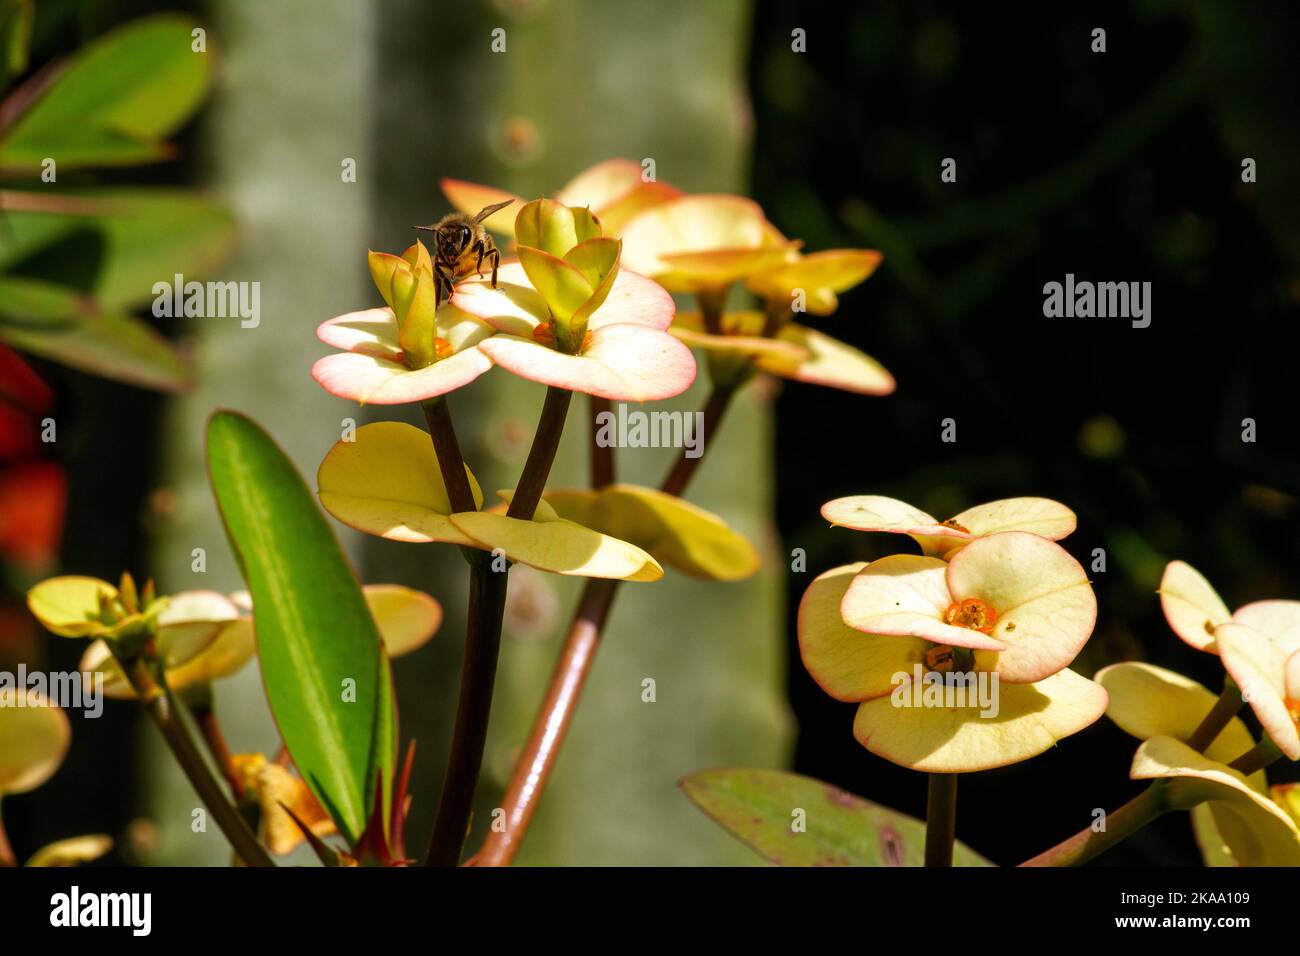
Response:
473,198,515,223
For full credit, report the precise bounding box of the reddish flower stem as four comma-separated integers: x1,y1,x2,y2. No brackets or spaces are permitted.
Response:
1019,782,1170,867
471,383,738,866
424,386,573,866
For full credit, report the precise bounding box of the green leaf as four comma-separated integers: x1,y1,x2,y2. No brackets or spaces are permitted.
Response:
0,275,190,391
0,15,212,171
0,189,236,310
680,768,994,867
206,411,396,846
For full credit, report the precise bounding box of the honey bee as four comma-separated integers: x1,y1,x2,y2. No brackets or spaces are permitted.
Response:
413,198,514,303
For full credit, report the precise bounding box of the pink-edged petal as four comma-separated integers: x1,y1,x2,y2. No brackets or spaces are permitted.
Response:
1160,560,1231,653
798,562,930,703
669,310,809,361
947,532,1095,683
620,194,787,285
756,324,895,396
1232,600,1300,658
821,495,947,536
555,159,682,227
478,323,696,402
1214,622,1300,760
947,497,1076,542
839,554,1005,651
312,347,493,405
439,178,523,235
316,308,401,358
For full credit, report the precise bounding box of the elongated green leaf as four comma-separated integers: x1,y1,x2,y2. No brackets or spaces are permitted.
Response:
0,15,211,170
206,411,395,846
0,275,189,391
681,769,994,867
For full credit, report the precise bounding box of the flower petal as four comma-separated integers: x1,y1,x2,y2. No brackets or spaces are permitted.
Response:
839,554,1005,651
947,497,1076,542
669,311,809,361
156,589,242,668
24,834,114,867
316,307,401,358
478,323,696,402
449,511,662,581
538,484,759,581
852,668,1108,772
312,347,494,405
1159,560,1230,652
746,249,883,315
947,532,1096,683
1232,599,1300,657
1214,622,1300,760
363,583,441,657
798,562,929,702
756,324,894,395
316,421,483,544
26,575,116,637
620,194,790,289
439,178,523,235
821,495,948,536
0,688,70,795
555,159,683,235
1094,662,1263,778
1131,736,1300,865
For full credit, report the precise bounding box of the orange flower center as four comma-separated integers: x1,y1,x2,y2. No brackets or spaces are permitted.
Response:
434,337,453,360
531,322,556,346
940,518,971,533
944,598,998,634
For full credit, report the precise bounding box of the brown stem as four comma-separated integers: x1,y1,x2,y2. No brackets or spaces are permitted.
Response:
589,396,615,489
924,773,958,867
1228,737,1283,776
424,558,509,866
471,384,739,866
507,386,573,519
660,384,737,497
1185,677,1243,753
421,396,477,514
424,385,574,866
115,654,273,867
192,701,245,801
1019,782,1169,867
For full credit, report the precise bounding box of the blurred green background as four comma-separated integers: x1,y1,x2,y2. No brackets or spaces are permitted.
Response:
3,0,1298,866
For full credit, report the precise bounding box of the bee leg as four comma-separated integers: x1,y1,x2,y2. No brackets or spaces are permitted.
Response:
489,248,500,288
434,263,453,304
473,240,487,278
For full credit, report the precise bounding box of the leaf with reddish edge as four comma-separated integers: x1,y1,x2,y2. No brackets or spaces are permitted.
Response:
680,768,992,867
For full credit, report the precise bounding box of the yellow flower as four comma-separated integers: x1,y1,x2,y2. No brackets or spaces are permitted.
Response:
799,528,1105,773
1159,560,1300,759
1096,661,1300,865
821,494,1076,559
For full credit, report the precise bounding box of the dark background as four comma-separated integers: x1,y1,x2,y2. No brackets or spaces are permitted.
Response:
754,0,1300,864
5,0,1299,866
